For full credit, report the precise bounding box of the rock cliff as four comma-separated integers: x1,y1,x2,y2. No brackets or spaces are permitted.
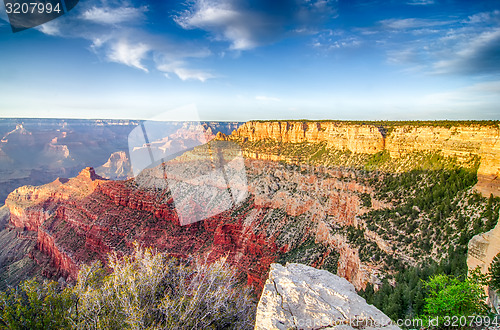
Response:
467,219,500,312
4,165,279,288
255,263,399,330
231,121,500,197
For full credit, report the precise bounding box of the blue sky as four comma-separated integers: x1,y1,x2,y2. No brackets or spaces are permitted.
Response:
0,0,499,121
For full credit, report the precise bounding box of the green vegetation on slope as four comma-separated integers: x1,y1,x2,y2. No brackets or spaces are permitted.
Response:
359,163,500,323
277,237,339,274
237,138,479,173
237,138,500,324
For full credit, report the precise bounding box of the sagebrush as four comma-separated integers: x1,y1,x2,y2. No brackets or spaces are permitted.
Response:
0,245,256,329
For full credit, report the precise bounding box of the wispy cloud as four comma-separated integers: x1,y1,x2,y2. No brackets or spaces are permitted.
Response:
420,81,500,114
81,6,147,25
407,0,435,6
107,40,150,72
157,61,215,82
379,18,453,30
433,28,500,75
462,10,500,24
28,0,214,79
370,10,500,76
174,0,338,50
35,21,60,36
312,29,361,50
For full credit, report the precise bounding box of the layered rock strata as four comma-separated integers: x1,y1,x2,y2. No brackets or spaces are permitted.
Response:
5,157,376,291
232,121,500,197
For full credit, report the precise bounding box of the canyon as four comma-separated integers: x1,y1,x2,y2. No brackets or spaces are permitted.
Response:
1,120,499,305
0,119,241,204
4,161,367,291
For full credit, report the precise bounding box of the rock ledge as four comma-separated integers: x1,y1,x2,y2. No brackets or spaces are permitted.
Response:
255,263,400,330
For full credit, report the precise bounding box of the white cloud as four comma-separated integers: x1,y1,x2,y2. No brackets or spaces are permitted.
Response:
174,0,338,50
107,40,150,72
81,6,147,25
420,81,500,114
26,0,215,80
173,67,214,82
433,28,500,74
255,95,280,102
36,21,61,36
175,0,260,50
463,10,500,24
380,18,452,30
157,61,214,82
373,10,500,76
311,29,361,51
407,0,435,5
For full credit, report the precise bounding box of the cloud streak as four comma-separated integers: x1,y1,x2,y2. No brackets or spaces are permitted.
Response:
420,81,500,116
379,18,453,30
433,28,500,75
406,0,435,5
370,10,500,76
157,61,215,82
107,40,150,72
81,6,148,25
28,0,215,79
174,0,337,50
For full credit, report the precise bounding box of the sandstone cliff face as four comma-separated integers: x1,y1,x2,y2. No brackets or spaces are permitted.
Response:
233,121,500,197
4,168,107,279
255,263,399,330
236,121,385,153
467,220,500,275
467,219,500,312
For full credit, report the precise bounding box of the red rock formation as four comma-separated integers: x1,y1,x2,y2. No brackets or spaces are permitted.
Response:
6,167,279,291
5,153,377,292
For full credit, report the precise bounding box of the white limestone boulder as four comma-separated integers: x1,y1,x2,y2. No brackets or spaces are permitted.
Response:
255,263,400,330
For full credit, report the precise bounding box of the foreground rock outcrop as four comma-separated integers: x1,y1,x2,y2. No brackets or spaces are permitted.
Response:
255,263,399,330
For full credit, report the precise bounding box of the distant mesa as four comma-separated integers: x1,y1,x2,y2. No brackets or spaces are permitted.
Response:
96,151,133,180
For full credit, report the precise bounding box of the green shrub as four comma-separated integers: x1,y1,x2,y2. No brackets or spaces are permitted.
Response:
0,279,75,329
489,252,500,292
420,270,489,329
